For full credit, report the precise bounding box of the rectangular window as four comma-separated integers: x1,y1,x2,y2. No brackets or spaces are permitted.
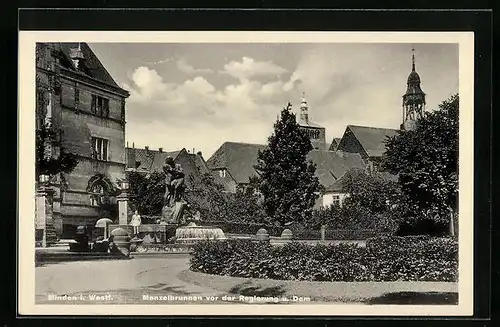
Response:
91,94,109,118
91,137,109,161
219,169,226,178
332,195,341,207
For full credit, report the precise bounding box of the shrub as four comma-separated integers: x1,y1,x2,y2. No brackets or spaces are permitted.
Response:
292,229,389,240
190,236,458,282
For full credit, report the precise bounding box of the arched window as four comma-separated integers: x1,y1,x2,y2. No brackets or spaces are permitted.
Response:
89,182,106,206
87,174,113,207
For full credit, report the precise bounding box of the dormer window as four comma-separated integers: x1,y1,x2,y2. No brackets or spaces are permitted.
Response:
219,169,227,178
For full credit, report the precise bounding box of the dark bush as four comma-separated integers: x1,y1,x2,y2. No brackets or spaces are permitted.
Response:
395,217,450,236
190,236,458,282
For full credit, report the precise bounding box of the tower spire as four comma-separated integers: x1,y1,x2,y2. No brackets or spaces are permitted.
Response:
401,47,426,131
411,47,416,72
300,92,309,123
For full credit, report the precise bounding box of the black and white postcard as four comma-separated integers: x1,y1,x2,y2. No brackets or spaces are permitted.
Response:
18,31,474,316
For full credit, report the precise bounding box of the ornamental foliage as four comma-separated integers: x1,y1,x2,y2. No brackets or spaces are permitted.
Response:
36,124,78,179
382,94,459,217
254,103,322,226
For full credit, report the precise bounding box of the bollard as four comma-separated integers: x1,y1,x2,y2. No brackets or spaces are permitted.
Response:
281,229,293,240
255,228,270,241
320,225,326,241
110,227,131,257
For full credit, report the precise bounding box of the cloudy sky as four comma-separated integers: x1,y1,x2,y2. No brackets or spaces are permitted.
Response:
89,42,459,159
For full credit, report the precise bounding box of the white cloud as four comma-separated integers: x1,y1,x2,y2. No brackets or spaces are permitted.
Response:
124,66,171,102
221,57,288,81
176,58,213,74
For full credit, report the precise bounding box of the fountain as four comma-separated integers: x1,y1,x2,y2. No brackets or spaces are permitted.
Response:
174,222,226,244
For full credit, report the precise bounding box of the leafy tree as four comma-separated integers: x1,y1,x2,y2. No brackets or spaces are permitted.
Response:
183,173,228,221
382,94,458,218
127,171,165,216
36,124,78,179
254,103,322,226
341,168,401,215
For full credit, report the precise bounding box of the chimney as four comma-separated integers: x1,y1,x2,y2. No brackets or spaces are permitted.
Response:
196,151,202,157
159,147,163,153
132,142,135,148
145,146,149,152
127,146,136,169
126,141,129,148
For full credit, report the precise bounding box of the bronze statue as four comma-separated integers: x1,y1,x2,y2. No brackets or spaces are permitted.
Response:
161,156,186,224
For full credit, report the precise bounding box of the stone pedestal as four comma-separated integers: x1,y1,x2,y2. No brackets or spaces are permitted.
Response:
320,225,326,241
117,192,129,225
35,186,57,247
161,201,186,224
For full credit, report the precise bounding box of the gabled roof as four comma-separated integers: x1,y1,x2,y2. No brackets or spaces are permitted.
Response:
126,147,182,172
55,43,124,90
190,153,210,175
207,141,367,188
306,150,366,188
329,137,342,151
206,142,267,184
346,125,399,158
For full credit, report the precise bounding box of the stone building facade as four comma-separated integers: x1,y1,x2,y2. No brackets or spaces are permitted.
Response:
36,42,129,238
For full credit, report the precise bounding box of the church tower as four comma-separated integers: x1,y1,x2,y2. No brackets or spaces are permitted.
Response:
296,92,327,150
401,48,426,131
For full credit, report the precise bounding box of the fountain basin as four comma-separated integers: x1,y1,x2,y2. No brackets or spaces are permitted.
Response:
175,224,226,244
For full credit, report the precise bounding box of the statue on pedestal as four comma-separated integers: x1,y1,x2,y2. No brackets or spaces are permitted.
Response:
161,156,187,224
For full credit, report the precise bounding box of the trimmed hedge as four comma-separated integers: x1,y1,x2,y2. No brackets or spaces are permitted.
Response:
293,229,390,240
190,236,458,282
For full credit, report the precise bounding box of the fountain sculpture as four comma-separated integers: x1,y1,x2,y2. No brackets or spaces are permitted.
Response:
174,222,226,244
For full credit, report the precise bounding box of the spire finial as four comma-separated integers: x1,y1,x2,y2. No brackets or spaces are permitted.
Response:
411,47,416,72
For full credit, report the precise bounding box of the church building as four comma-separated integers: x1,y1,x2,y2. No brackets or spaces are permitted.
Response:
335,49,427,169
296,93,327,150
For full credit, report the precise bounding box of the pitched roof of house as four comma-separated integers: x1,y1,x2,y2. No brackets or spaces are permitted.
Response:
126,147,182,172
329,137,342,151
346,125,400,157
206,142,267,184
207,141,367,188
56,43,123,90
307,150,366,188
191,153,211,175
